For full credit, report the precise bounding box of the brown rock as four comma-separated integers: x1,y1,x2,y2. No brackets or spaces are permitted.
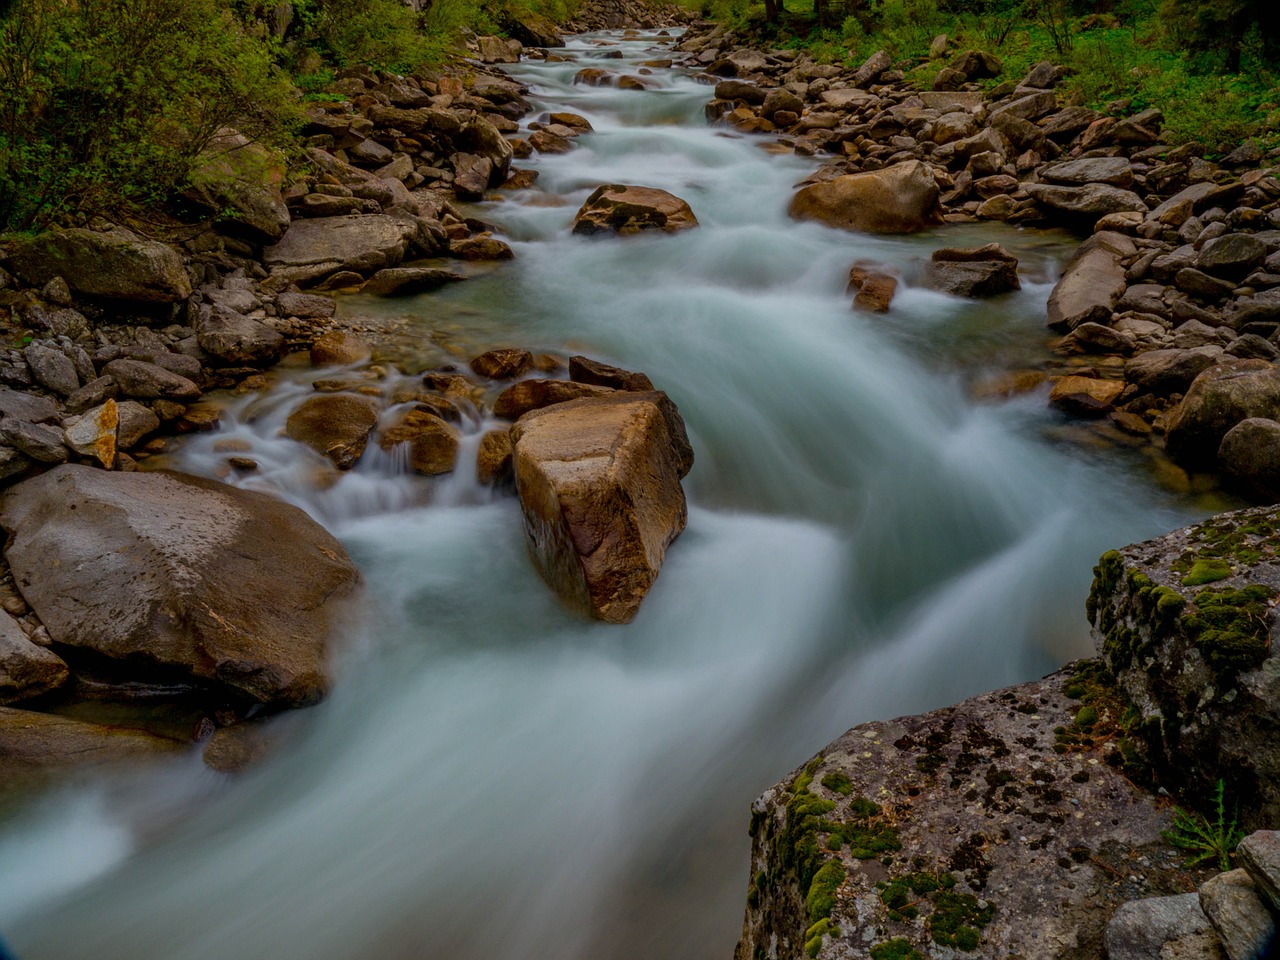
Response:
471,348,534,379
476,428,514,486
0,706,183,777
512,392,689,623
285,394,381,469
1166,359,1280,468
1049,375,1124,416
789,160,943,235
379,409,458,475
0,609,68,704
493,379,616,419
568,356,655,392
310,331,373,367
571,184,699,236
847,262,898,312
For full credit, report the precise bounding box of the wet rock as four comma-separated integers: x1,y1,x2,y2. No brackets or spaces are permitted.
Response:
379,409,458,475
493,379,616,419
736,668,1181,960
573,67,612,86
846,261,898,312
1125,347,1221,396
310,331,372,367
10,227,193,303
471,348,533,380
62,399,117,467
512,392,689,623
361,266,463,297
196,310,285,367
1199,869,1275,960
568,356,654,392
572,184,698,236
285,394,380,469
1025,182,1146,217
1165,359,1280,468
761,88,803,122
0,706,183,777
1046,232,1132,331
262,214,422,285
1089,511,1280,827
183,127,290,243
1049,375,1124,415
476,428,514,486
276,291,336,319
1237,831,1280,913
0,610,68,704
1104,895,1217,960
789,160,943,235
103,359,201,401
926,243,1019,297
0,465,361,708
1070,321,1133,354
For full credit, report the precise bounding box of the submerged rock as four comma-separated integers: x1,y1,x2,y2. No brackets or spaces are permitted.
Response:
0,465,362,709
788,160,944,235
511,392,691,623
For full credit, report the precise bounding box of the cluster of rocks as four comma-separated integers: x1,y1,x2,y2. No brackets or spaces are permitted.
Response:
1106,832,1278,960
678,24,1280,498
738,500,1280,959
562,0,694,34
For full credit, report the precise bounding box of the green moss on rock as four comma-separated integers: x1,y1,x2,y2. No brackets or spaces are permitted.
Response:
869,939,925,960
1181,558,1232,586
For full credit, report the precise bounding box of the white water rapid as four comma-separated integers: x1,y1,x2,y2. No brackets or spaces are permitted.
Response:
1,30,1228,960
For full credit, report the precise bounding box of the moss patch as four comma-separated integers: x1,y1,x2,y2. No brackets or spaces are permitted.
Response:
806,860,846,922
804,918,834,959
876,869,994,953
869,939,925,960
1182,585,1275,681
821,771,852,795
1181,558,1232,586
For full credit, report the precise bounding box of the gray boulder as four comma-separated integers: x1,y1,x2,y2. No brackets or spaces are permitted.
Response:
0,610,68,704
196,309,285,366
1238,831,1279,914
0,465,362,708
262,214,423,285
1046,232,1133,330
1165,359,1280,467
1218,418,1280,499
10,227,192,303
1104,895,1218,960
1040,156,1134,188
1199,869,1275,960
1026,182,1146,217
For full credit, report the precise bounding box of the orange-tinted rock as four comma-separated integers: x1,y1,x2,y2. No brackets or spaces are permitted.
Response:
285,394,380,469
571,184,698,237
471,348,534,380
493,379,616,419
379,409,458,475
310,331,372,367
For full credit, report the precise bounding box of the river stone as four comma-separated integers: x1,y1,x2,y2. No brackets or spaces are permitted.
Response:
456,116,514,184
116,400,160,449
103,358,200,401
1049,375,1124,415
1217,418,1280,499
10,227,192,303
1199,869,1275,960
926,244,1019,297
1046,233,1132,331
789,160,943,235
24,344,80,397
471,348,534,380
276,291,336,319
0,465,361,708
1238,832,1280,913
285,394,380,470
761,88,803,122
0,706,183,777
1165,359,1280,468
493,379,616,419
1088,509,1280,827
1,419,67,464
183,127,290,243
379,409,458,475
847,262,898,312
310,331,372,367
476,429,514,486
572,184,698,236
262,215,421,284
1070,322,1134,354
735,668,1185,960
511,392,689,623
1025,182,1147,217
1104,895,1217,960
0,610,68,704
196,310,285,367
568,356,654,392
1198,234,1267,280
361,266,463,297
0,390,59,425
63,399,117,468
1040,156,1134,188
1124,347,1221,396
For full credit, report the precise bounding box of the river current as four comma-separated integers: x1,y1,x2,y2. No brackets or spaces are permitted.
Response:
0,29,1224,960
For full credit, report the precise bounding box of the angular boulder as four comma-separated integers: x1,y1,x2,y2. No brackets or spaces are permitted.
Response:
196,309,285,366
1165,359,1280,468
511,392,691,623
493,379,615,419
1087,510,1280,828
1025,182,1146,218
572,184,699,237
0,465,362,709
1046,232,1132,331
926,243,1020,297
0,611,68,704
789,160,943,235
10,227,192,303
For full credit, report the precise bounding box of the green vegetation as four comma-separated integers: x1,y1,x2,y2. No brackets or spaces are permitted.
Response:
1183,584,1275,681
684,0,1280,155
1163,780,1245,871
1181,558,1232,587
876,869,993,952
869,938,924,960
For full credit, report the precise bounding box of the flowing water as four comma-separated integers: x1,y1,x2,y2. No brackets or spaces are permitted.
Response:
0,30,1234,960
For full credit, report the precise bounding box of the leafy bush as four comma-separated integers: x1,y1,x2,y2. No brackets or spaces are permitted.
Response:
0,0,297,231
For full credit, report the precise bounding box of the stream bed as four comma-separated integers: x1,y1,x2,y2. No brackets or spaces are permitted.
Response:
0,29,1235,960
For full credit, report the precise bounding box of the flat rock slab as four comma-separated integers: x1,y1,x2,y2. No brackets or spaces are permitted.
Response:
512,392,690,623
1046,232,1133,331
262,215,421,285
1238,831,1280,914
735,669,1187,960
0,465,362,709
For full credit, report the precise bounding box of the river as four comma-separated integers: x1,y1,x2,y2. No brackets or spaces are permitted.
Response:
0,28,1230,960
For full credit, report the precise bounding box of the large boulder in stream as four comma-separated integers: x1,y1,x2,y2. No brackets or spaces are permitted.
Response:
10,227,192,303
1045,231,1133,331
735,667,1183,960
788,160,944,235
511,392,692,623
0,465,362,709
262,214,423,285
1087,505,1280,829
571,184,699,236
